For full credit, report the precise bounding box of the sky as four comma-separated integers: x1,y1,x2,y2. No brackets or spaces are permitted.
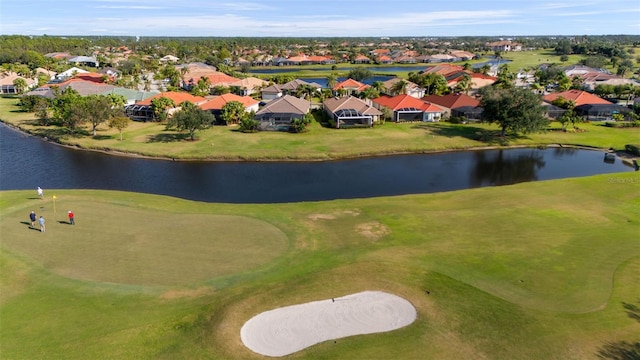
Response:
1,0,639,37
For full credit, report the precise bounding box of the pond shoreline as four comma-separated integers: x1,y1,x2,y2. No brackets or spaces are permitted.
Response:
2,120,636,165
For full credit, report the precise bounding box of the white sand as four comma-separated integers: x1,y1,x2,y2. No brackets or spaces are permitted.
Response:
240,290,417,357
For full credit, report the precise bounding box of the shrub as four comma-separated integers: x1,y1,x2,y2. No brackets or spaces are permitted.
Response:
625,144,640,156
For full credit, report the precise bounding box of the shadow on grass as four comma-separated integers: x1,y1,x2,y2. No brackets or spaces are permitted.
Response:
57,220,72,225
146,132,191,143
596,300,640,359
92,135,112,140
412,123,530,146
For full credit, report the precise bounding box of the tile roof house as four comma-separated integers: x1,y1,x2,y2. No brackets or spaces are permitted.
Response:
254,95,310,131
0,73,38,94
333,78,369,95
200,93,260,112
372,94,444,122
25,79,115,98
323,96,382,128
542,90,613,107
542,90,626,121
261,84,284,101
125,91,207,121
422,93,482,120
353,55,371,64
228,77,268,96
381,78,424,98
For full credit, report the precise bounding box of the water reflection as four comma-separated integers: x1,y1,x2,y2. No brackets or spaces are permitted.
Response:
471,149,545,186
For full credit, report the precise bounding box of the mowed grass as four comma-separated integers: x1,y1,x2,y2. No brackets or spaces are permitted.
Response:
1,173,639,359
2,97,639,161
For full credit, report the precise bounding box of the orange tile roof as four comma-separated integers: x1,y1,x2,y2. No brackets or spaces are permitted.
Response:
373,94,443,112
542,90,612,106
422,93,480,109
136,92,206,106
199,93,259,110
333,78,369,91
423,64,464,75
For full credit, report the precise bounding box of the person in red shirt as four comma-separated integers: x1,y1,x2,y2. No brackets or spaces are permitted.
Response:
68,210,75,225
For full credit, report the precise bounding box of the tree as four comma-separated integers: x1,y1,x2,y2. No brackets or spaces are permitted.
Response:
494,64,516,89
291,112,313,133
454,74,472,94
150,97,175,122
192,76,211,97
238,112,259,133
166,101,214,140
390,79,408,95
479,86,549,137
84,95,116,136
108,116,130,140
12,78,27,94
347,66,372,81
220,101,247,125
326,74,338,90
358,86,380,100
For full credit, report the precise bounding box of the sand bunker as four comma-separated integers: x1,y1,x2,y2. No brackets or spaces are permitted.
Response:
240,291,416,357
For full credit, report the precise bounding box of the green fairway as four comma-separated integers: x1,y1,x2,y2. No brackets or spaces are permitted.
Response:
1,173,639,359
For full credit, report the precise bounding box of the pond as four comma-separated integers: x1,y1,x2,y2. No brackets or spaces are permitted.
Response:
0,123,632,204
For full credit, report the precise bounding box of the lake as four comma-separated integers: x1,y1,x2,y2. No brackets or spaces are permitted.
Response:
0,123,632,204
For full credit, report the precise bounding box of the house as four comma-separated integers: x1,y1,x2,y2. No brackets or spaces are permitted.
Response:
445,72,497,94
100,88,159,106
54,67,89,81
25,78,115,98
279,79,322,94
333,78,369,96
372,94,444,122
0,73,38,94
199,93,260,124
228,77,268,96
159,55,179,63
376,55,394,64
68,55,99,67
542,90,613,107
261,84,284,101
125,91,206,121
422,93,481,120
254,95,310,131
353,55,371,64
542,90,626,120
323,96,382,128
486,40,522,52
381,78,424,98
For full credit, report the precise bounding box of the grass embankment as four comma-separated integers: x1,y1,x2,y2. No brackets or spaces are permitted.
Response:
1,173,639,359
1,97,638,161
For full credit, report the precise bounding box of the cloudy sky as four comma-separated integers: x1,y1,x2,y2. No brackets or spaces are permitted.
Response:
1,0,638,37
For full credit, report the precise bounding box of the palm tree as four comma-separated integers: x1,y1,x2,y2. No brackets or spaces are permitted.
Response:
390,80,408,96
454,74,472,94
326,74,338,90
371,81,386,95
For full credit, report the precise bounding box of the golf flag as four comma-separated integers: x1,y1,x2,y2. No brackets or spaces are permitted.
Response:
53,195,57,213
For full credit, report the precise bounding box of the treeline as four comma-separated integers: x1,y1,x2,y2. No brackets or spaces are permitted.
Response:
2,34,640,67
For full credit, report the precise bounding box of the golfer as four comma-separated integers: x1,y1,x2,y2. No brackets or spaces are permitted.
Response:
29,211,36,227
68,210,75,225
38,216,45,233
37,187,44,200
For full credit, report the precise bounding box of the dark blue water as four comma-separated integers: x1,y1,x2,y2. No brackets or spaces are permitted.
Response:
300,76,395,88
249,59,511,77
0,123,632,203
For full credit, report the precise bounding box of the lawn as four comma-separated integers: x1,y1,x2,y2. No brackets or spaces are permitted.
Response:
1,172,639,359
1,97,638,161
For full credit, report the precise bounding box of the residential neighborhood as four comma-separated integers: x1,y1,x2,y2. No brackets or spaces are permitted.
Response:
1,35,639,134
